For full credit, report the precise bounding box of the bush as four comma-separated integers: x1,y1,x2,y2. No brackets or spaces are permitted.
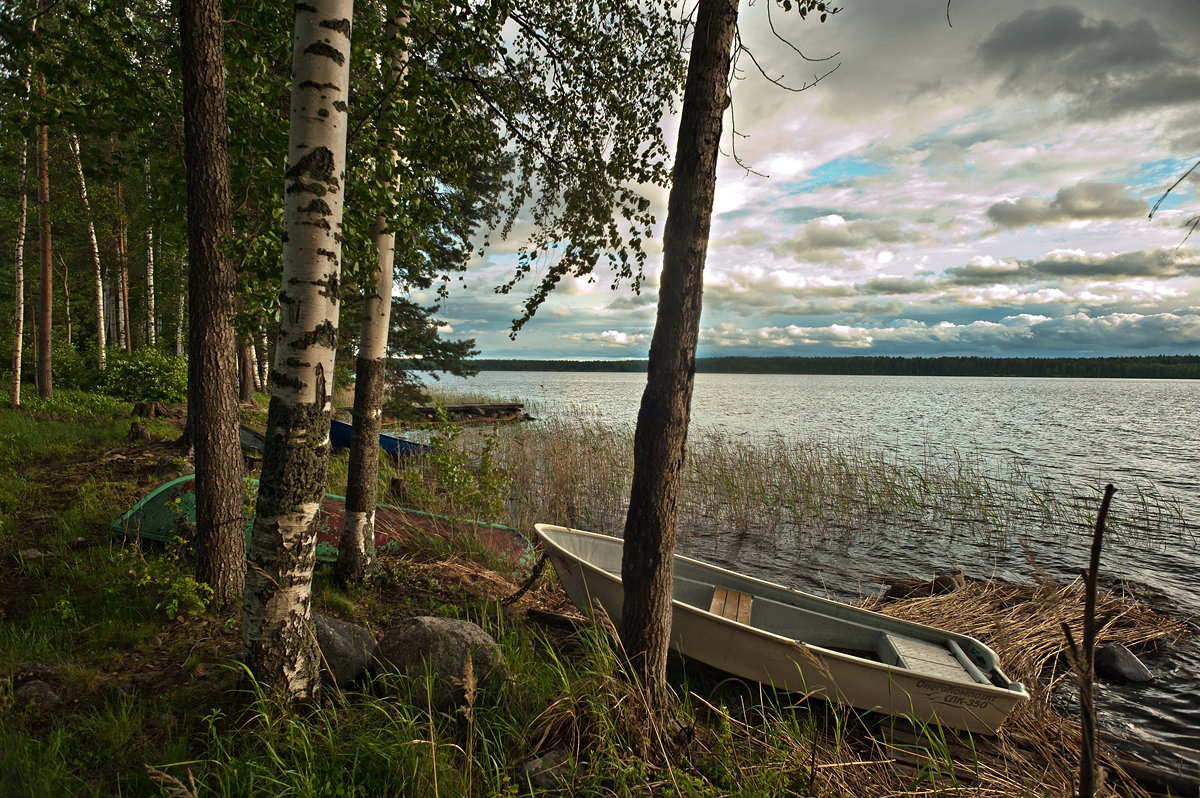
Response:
99,348,188,404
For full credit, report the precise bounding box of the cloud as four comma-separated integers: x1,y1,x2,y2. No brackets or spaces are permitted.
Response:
772,215,921,262
977,6,1200,118
562,329,651,349
942,247,1200,286
696,310,1200,357
987,180,1148,228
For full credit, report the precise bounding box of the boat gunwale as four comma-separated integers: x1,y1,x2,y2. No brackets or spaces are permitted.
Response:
535,523,1029,701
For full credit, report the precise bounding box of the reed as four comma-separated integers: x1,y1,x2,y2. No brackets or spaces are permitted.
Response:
402,419,1193,554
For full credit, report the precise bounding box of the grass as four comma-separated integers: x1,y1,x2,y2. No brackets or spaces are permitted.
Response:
0,390,1193,797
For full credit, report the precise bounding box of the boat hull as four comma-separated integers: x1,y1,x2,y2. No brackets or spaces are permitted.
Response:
535,524,1027,734
110,475,535,574
329,418,431,458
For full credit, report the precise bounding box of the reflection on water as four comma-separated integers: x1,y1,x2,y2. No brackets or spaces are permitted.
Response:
442,370,1200,764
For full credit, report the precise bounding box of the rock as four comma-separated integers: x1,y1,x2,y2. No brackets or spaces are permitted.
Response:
371,616,507,707
932,568,966,594
523,748,571,791
1095,643,1153,683
314,612,377,688
18,548,45,563
15,679,60,708
883,582,918,600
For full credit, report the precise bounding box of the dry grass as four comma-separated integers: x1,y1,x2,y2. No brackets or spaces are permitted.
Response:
849,579,1192,797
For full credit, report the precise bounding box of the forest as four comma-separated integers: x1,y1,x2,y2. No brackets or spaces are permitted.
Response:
473,354,1200,378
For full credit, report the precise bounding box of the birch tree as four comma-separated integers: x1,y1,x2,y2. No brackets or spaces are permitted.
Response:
69,133,106,371
144,157,156,348
35,67,51,400
244,0,354,697
336,5,410,586
10,135,28,407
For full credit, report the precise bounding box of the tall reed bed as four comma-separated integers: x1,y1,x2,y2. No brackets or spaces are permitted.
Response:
400,418,1191,551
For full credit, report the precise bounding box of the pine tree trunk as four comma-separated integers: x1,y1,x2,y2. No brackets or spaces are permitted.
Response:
180,0,246,607
144,158,157,348
337,5,409,586
619,0,737,695
70,133,106,370
244,0,354,699
11,136,28,407
36,72,52,401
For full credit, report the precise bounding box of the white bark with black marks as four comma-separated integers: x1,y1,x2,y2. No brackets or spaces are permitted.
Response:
244,0,354,699
338,5,410,586
69,133,106,371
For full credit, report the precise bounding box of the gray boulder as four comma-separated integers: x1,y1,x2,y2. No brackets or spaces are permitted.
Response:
1095,643,1153,683
371,616,507,707
15,679,60,708
524,748,572,791
314,612,377,688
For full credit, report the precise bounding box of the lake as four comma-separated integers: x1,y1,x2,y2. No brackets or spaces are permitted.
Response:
436,370,1199,762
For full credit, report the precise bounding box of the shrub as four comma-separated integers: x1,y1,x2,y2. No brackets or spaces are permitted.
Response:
99,348,188,404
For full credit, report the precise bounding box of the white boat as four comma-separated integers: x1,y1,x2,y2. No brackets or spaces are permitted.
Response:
534,524,1029,734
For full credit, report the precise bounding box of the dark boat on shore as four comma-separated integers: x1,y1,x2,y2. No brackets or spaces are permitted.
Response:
329,418,431,458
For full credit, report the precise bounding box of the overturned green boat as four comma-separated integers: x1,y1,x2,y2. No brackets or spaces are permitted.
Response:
111,474,535,574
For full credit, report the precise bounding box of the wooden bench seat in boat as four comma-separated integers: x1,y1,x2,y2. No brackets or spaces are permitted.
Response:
878,633,977,683
710,586,753,624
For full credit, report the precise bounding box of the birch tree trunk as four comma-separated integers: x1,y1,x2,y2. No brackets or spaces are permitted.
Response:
175,256,186,357
115,181,132,352
244,0,354,698
180,0,246,607
69,133,106,370
336,5,409,586
144,158,156,348
58,254,70,346
620,0,737,695
11,136,28,407
36,71,52,400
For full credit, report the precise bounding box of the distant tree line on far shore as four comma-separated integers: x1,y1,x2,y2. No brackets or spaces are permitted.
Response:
455,355,1200,379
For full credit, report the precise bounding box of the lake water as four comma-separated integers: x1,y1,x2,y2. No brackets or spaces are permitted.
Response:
437,370,1200,764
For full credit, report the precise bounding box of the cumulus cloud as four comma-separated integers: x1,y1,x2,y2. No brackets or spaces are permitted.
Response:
977,6,1200,118
987,180,1148,228
563,330,651,349
698,310,1200,357
772,215,921,262
942,247,1200,286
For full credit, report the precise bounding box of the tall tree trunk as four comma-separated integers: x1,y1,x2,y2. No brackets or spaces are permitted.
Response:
70,133,106,370
36,72,52,401
256,329,269,388
336,5,409,586
11,135,28,407
619,0,737,694
239,339,255,401
175,256,186,357
57,254,70,347
115,181,132,352
244,0,354,698
180,0,246,607
144,158,157,348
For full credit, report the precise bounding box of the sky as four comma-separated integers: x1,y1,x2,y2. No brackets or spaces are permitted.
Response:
428,0,1200,360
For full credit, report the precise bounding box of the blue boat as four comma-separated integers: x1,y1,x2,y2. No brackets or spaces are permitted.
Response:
329,418,432,458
